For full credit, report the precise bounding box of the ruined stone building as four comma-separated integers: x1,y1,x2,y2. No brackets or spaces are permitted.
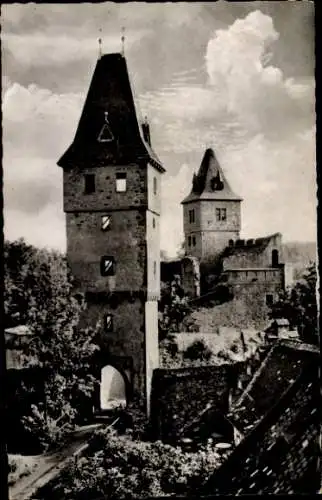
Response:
58,52,165,415
180,148,293,316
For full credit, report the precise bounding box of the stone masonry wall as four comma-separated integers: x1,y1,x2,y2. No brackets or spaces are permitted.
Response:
222,233,282,270
63,163,147,212
66,210,146,293
80,295,147,406
150,365,235,442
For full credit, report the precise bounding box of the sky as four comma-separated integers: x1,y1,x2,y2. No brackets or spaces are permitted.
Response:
2,1,316,258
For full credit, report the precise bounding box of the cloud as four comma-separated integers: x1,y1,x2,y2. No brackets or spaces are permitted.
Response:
205,10,314,139
2,7,316,257
160,163,192,258
3,82,83,158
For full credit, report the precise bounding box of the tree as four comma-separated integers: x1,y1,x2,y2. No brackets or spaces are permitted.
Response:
4,239,100,449
183,339,213,362
269,262,318,345
159,277,191,340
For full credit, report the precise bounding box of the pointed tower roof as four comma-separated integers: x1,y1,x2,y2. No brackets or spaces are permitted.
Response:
58,53,165,172
181,148,242,204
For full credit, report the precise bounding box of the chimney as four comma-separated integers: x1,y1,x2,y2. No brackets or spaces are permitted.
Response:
142,116,151,146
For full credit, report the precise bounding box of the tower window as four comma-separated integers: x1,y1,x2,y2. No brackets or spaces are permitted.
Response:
192,236,196,246
153,261,157,277
84,174,95,194
153,177,157,195
216,208,227,221
189,209,195,224
101,215,111,231
153,217,156,228
272,249,279,267
100,256,115,276
105,314,113,332
188,236,191,247
116,172,127,192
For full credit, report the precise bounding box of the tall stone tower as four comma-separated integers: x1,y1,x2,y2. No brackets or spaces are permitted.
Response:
58,53,165,416
182,148,242,262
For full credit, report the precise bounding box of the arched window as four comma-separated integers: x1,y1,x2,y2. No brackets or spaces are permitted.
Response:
272,249,279,267
100,366,126,411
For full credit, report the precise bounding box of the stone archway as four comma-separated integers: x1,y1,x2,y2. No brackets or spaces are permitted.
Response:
100,365,127,410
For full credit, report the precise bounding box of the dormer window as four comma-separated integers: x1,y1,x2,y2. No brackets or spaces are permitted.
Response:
97,111,114,143
84,174,95,194
116,173,127,192
211,173,224,191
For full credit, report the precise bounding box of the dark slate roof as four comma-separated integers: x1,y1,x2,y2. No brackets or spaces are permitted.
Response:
222,232,282,259
182,148,242,204
202,356,319,495
227,340,318,435
58,53,165,172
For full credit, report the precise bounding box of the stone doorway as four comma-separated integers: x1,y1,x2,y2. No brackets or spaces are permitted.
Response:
100,365,127,410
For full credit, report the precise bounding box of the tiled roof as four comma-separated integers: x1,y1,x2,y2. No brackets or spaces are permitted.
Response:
58,53,165,172
203,354,319,495
182,148,242,204
227,341,317,435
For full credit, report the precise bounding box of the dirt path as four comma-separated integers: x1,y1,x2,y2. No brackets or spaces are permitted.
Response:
9,424,103,500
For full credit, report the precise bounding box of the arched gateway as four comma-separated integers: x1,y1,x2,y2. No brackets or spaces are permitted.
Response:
100,365,127,410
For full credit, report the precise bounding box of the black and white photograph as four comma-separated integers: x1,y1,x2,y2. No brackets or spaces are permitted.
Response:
1,1,319,498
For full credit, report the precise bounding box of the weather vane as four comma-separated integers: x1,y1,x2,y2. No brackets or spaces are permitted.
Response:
121,27,125,56
98,28,103,59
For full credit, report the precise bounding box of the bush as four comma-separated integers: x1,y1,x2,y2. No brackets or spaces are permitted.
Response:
4,239,100,450
183,340,213,362
43,427,221,499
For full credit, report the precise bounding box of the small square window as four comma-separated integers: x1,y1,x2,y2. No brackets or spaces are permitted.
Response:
153,177,157,195
189,209,195,224
116,172,127,192
105,314,113,332
100,256,115,276
101,215,111,231
216,208,227,221
84,174,95,194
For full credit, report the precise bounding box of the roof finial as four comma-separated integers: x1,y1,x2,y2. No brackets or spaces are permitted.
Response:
121,26,125,56
98,28,102,59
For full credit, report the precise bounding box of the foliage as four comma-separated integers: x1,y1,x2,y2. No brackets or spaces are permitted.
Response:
159,277,192,340
269,262,318,345
44,427,221,499
4,239,100,450
183,339,213,362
